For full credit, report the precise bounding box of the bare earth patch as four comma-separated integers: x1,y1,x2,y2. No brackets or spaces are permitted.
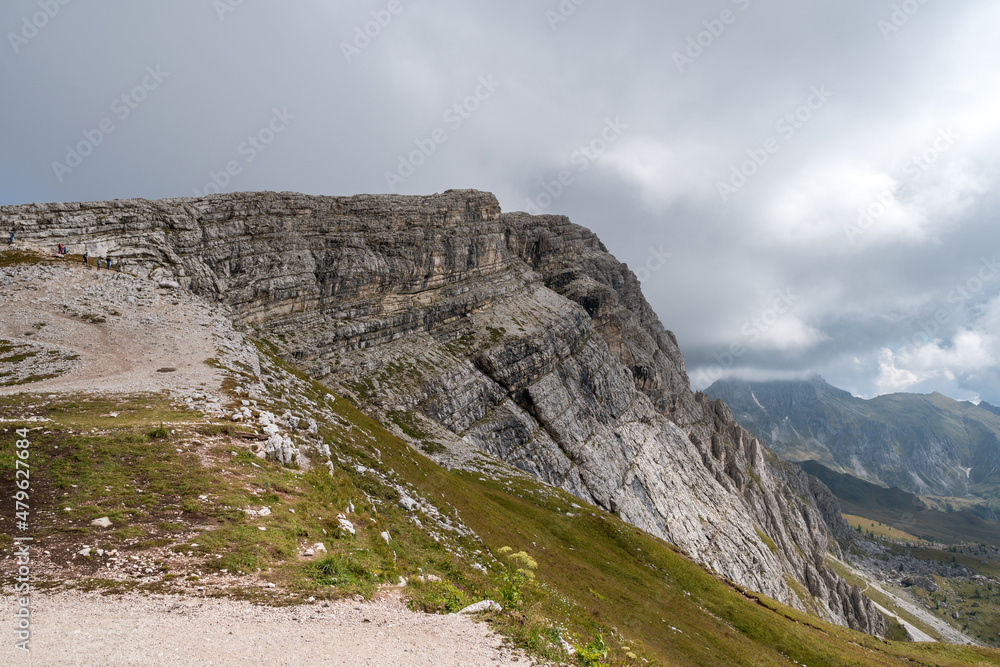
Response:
0,261,224,398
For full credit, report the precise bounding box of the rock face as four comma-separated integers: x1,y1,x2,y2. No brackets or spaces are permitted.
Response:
2,190,885,635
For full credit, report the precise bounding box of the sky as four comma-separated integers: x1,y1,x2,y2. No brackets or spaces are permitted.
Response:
2,0,999,403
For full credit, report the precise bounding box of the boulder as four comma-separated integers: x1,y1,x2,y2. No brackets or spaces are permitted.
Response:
459,600,501,614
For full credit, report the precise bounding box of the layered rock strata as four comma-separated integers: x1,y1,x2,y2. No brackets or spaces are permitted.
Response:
1,190,884,634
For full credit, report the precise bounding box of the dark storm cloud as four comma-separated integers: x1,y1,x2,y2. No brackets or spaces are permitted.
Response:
2,0,998,401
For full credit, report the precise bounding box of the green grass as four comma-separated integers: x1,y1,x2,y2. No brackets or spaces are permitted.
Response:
0,249,50,267
3,350,1000,665
908,578,1000,645
315,379,1000,665
754,526,778,553
844,514,926,542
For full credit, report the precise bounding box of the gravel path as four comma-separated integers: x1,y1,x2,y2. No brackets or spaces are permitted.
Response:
0,590,537,666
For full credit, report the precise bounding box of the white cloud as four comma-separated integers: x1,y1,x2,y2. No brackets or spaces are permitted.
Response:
875,348,922,394
755,316,829,351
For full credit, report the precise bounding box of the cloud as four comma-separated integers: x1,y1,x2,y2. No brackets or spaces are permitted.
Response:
1,0,999,402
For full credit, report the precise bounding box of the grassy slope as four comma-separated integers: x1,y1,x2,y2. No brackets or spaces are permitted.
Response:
2,348,1000,664
801,461,1000,547
844,515,925,543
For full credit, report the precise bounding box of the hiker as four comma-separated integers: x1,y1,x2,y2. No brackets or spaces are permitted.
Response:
115,261,121,273
57,243,63,255
106,258,111,270
83,252,88,265
7,231,12,245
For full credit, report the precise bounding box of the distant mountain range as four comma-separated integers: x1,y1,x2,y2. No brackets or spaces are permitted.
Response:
799,460,1000,546
706,377,1000,520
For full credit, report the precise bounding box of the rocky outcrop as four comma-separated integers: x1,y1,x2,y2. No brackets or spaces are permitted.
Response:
1,190,885,635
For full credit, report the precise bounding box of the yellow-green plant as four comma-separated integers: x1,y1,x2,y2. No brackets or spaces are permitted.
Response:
495,546,537,607
575,633,608,667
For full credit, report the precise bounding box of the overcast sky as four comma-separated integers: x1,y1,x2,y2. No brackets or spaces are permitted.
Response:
2,1,999,403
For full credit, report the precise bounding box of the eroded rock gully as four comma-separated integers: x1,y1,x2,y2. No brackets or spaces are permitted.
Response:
2,189,885,635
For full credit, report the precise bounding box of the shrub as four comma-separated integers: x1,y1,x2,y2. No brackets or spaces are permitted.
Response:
408,579,471,614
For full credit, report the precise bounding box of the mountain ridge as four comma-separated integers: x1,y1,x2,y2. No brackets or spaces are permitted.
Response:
706,377,1000,520
1,189,884,634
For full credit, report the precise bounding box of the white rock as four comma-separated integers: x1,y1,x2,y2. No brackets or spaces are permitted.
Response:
78,547,92,557
264,433,284,461
380,531,391,545
258,507,271,516
231,413,244,422
338,517,356,536
91,517,112,528
313,542,327,553
280,435,296,464
458,600,501,614
398,493,418,511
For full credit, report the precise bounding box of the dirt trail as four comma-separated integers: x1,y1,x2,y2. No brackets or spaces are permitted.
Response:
0,590,536,666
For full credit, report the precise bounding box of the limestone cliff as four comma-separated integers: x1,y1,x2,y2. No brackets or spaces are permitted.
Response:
1,190,885,635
